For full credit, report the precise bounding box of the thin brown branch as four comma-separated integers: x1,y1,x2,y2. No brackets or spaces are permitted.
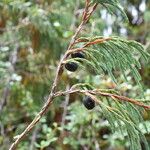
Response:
84,3,98,23
29,126,39,150
83,37,112,47
82,0,90,20
9,1,95,150
68,2,98,49
54,89,150,109
66,37,111,55
74,38,89,44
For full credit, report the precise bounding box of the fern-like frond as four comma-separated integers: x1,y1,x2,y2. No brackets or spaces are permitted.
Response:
68,37,149,87
98,97,149,150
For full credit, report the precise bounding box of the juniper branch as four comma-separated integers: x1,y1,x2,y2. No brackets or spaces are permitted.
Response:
9,2,98,150
9,1,149,150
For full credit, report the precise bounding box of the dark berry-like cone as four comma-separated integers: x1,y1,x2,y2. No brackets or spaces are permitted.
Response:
65,62,78,72
71,52,85,59
83,96,95,110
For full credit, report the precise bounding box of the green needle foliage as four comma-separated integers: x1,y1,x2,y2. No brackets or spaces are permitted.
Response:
64,1,150,149
71,84,150,150
100,98,149,150
67,36,149,86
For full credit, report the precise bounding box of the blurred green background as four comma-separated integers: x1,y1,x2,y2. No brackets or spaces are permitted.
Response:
0,0,150,149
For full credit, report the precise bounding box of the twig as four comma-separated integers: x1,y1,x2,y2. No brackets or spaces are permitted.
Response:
68,2,97,50
54,89,150,109
29,126,39,150
84,3,98,23
9,2,98,150
83,37,111,47
65,37,111,56
61,84,70,128
77,126,83,141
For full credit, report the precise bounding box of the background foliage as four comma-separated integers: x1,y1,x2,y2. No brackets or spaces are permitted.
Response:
0,0,150,149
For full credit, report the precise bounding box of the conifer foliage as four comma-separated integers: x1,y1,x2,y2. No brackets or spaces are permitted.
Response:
66,36,149,85
9,0,150,150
